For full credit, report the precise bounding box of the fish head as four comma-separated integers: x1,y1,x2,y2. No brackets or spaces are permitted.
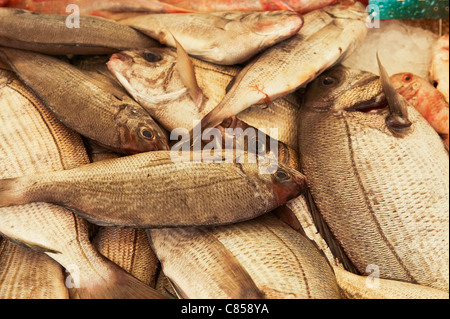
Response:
303,65,386,114
233,11,304,38
114,103,169,154
107,48,188,108
269,166,308,205
325,0,367,19
390,72,422,101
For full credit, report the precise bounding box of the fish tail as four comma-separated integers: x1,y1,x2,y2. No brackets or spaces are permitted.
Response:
72,263,167,299
0,177,27,207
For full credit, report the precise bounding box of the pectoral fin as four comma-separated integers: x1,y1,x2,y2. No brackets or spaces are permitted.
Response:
170,32,204,112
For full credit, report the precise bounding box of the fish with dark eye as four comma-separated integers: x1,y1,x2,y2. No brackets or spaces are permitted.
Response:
298,64,449,292
390,72,449,147
0,47,169,154
120,10,304,65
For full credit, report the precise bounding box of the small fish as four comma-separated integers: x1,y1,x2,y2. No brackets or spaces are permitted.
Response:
120,10,304,65
201,2,368,129
0,47,169,154
0,239,70,299
390,72,449,146
298,64,449,291
5,0,192,16
148,214,341,299
158,0,339,14
0,150,307,228
429,34,449,104
0,69,166,299
0,8,159,55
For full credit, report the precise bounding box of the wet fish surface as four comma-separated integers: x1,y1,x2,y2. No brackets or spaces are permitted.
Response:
201,2,368,129
120,11,304,65
429,34,449,104
0,47,169,155
0,69,166,299
148,214,341,299
0,8,158,55
298,64,449,292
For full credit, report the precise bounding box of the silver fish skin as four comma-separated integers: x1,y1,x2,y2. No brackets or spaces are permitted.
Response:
298,64,449,292
120,11,304,65
201,2,368,130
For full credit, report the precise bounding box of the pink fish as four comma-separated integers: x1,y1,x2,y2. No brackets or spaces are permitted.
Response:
429,34,449,104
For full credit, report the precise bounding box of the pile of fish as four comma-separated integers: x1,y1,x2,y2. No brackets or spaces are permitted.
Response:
0,0,448,300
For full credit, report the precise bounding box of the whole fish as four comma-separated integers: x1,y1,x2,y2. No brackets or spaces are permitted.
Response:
0,69,166,299
0,8,158,55
201,2,368,129
0,47,169,155
333,265,449,299
0,150,307,228
5,0,192,16
298,64,449,291
159,0,339,13
390,72,449,146
429,34,449,104
148,214,341,299
0,239,69,299
108,48,300,149
120,11,303,65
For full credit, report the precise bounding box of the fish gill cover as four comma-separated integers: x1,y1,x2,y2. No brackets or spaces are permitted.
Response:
369,0,449,19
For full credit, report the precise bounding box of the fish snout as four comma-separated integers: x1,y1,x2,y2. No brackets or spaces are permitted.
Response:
253,11,304,36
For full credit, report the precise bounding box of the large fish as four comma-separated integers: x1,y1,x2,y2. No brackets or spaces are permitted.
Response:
0,150,307,228
5,0,192,16
120,11,303,65
298,64,449,292
0,8,159,55
391,72,449,147
148,214,341,299
107,48,299,149
201,2,368,129
0,47,169,155
0,239,69,299
0,69,166,299
159,0,339,13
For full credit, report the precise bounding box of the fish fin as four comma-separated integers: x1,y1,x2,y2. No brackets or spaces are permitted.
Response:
71,261,167,299
0,177,26,207
377,52,412,134
170,32,204,112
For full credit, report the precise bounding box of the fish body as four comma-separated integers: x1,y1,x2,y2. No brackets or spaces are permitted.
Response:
429,34,449,104
391,72,449,146
0,8,158,55
0,150,307,228
5,0,192,15
0,47,169,154
0,239,69,299
298,65,449,291
148,214,341,299
120,11,304,65
0,69,166,299
159,0,338,14
201,2,368,129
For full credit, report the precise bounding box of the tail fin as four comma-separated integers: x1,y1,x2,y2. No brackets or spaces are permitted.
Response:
0,177,26,207
69,262,167,299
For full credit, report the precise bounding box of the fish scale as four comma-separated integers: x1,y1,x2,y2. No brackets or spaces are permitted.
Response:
0,69,166,299
299,66,449,292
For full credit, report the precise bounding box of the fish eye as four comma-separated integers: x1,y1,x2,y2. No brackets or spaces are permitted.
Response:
139,127,155,140
274,170,290,181
402,74,412,83
143,51,162,63
321,76,337,87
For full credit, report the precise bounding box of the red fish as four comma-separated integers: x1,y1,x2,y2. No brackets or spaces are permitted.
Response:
159,0,338,14
6,0,192,16
391,72,449,146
